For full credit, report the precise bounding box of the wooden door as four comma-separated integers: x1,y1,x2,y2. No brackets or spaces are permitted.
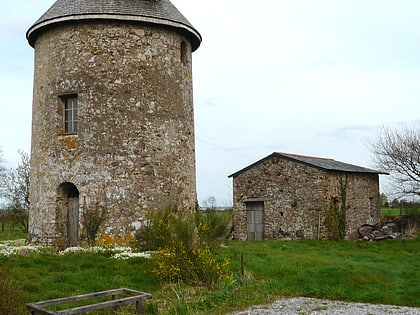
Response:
67,196,79,247
246,201,264,240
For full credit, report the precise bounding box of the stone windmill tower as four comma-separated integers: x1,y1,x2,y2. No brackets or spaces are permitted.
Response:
26,0,201,247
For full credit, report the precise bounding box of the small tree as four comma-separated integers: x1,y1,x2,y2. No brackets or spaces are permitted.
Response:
0,146,5,179
0,151,30,233
369,126,419,198
202,196,217,210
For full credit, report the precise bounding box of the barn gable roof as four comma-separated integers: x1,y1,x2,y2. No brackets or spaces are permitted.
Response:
26,0,201,51
228,152,388,178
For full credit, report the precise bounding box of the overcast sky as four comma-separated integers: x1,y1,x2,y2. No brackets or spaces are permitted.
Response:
1,0,419,206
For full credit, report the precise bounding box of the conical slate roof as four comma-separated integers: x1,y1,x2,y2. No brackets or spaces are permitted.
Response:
26,0,201,51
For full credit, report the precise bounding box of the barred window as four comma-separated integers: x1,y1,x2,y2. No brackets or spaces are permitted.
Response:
63,95,78,134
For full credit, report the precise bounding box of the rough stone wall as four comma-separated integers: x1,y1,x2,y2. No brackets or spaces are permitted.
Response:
29,21,197,246
232,157,381,240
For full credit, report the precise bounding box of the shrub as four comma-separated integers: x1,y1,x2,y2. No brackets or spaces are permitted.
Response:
135,207,173,251
136,208,232,252
136,207,231,288
82,201,106,245
153,241,230,289
195,210,232,249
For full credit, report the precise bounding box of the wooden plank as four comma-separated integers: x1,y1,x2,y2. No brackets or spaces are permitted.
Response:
27,304,57,315
30,288,127,307
55,295,151,315
247,209,255,240
27,288,151,315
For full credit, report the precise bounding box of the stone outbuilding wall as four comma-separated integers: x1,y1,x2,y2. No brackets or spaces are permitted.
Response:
229,152,384,240
26,0,201,247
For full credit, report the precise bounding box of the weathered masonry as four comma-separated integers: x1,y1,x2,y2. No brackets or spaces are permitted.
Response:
27,0,201,247
229,152,387,240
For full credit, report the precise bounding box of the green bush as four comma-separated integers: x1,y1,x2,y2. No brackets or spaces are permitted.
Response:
152,240,230,289
136,208,232,252
136,207,231,288
195,210,232,249
135,207,173,251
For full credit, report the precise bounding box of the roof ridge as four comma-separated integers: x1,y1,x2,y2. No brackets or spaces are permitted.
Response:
228,152,387,178
275,151,334,161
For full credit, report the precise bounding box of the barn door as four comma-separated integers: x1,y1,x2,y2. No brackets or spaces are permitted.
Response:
246,201,265,240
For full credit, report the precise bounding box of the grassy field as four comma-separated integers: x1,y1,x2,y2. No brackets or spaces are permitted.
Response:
0,222,27,241
381,207,419,216
1,238,419,314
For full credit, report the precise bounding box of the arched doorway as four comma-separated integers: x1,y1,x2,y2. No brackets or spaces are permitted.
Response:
57,182,80,247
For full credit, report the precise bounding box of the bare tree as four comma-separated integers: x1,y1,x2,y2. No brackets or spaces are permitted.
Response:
370,126,419,198
0,147,5,184
0,151,30,233
207,196,217,209
202,196,217,210
0,147,6,209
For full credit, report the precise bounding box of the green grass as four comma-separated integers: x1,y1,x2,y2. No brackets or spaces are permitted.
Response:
1,238,419,314
381,207,419,216
218,240,419,309
0,222,27,241
381,208,408,216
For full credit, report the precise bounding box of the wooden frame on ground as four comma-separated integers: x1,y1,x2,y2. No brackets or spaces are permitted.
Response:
27,288,152,315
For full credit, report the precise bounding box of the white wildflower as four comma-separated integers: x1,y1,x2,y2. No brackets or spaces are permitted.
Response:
111,251,153,260
58,246,110,255
58,245,152,259
0,240,151,259
0,239,44,257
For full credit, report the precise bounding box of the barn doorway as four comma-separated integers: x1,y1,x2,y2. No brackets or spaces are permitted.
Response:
245,201,265,240
57,182,80,247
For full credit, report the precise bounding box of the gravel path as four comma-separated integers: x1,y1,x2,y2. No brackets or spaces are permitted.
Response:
230,297,420,315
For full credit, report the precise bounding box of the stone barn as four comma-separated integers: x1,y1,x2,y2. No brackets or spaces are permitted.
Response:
229,152,387,240
26,0,201,247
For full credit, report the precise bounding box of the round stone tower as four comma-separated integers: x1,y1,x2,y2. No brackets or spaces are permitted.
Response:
26,0,201,246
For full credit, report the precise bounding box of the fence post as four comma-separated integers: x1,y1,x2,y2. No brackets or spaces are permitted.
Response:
135,300,142,314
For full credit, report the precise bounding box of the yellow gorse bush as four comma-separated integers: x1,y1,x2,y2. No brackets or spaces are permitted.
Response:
138,207,231,288
152,240,230,288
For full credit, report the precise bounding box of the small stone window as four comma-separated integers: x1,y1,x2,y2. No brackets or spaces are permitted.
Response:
180,41,188,65
61,95,78,134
